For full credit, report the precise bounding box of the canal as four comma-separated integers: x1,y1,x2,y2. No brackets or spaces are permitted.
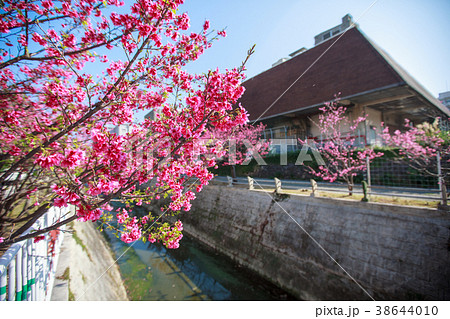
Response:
104,207,296,300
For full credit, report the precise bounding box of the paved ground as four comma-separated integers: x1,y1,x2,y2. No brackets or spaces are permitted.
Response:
50,221,128,301
50,236,70,301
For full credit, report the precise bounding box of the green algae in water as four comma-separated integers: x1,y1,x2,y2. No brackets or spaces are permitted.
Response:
108,232,295,300
103,202,296,301
116,245,154,301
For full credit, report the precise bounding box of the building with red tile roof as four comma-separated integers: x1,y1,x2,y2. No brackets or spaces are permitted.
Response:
239,15,449,149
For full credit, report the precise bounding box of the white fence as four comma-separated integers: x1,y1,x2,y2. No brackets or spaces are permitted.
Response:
0,206,70,301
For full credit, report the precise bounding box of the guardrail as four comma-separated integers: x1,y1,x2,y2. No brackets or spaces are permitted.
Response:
213,176,445,204
0,206,70,301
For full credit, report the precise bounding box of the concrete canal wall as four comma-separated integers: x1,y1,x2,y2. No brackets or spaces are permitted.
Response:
167,185,450,300
52,221,128,301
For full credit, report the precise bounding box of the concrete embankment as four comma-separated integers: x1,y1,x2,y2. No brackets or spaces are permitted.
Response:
157,185,450,300
51,220,128,301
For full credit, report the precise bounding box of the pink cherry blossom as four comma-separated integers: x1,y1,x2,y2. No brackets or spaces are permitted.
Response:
299,97,383,192
0,0,256,248
381,118,448,184
33,235,45,243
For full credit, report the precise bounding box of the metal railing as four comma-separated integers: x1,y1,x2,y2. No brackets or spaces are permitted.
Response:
0,206,70,301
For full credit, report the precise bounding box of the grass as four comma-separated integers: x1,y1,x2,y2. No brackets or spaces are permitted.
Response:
55,266,75,301
0,198,36,242
81,273,87,284
68,288,75,301
319,192,439,208
0,189,51,247
99,228,153,300
115,244,154,301
57,267,70,281
247,187,440,208
71,225,93,262
316,191,439,208
368,195,439,208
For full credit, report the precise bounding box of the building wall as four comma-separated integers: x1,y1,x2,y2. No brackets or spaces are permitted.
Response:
112,124,131,136
165,185,450,300
307,105,383,145
364,106,383,145
438,91,450,110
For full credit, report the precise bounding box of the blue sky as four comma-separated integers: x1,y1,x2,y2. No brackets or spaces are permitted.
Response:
2,0,448,122
180,0,450,98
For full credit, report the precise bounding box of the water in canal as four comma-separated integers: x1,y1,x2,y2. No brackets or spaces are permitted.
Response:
104,210,296,300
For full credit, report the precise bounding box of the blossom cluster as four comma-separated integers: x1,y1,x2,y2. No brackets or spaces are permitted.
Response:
380,118,449,180
381,119,444,160
0,0,256,248
300,98,383,186
148,220,184,249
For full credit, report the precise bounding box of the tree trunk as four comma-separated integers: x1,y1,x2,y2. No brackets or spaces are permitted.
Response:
348,175,354,196
231,165,237,185
441,180,447,207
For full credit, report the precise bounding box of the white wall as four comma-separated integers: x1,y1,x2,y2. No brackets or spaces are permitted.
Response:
308,105,383,145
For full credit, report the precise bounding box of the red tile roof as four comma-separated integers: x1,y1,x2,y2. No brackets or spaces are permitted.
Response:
239,27,446,121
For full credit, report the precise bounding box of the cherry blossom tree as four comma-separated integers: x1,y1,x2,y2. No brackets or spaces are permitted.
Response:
300,98,383,195
0,0,254,248
381,118,449,205
206,122,270,180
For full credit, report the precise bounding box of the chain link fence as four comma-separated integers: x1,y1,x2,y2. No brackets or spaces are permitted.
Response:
364,156,447,190
213,150,449,206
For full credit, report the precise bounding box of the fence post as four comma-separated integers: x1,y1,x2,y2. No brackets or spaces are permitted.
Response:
0,266,6,301
247,176,254,190
366,155,371,188
0,208,69,302
310,179,317,197
362,181,369,202
31,243,36,301
8,259,15,301
437,151,447,207
274,178,282,193
22,241,28,301
26,240,32,301
15,248,22,301
36,235,45,301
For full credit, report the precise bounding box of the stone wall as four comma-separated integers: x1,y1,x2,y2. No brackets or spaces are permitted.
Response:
168,185,450,300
